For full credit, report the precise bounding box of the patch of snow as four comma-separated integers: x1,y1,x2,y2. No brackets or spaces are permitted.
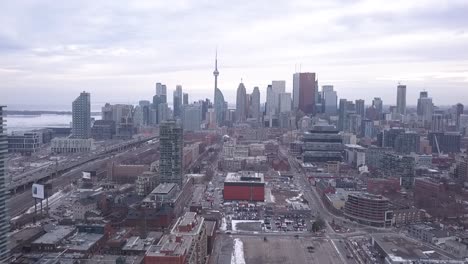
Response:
26,190,64,214
220,217,227,231
231,238,246,264
265,187,276,203
286,192,303,204
231,220,264,231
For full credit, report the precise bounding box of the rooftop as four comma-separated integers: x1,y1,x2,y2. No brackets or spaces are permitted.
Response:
67,233,104,251
122,232,163,252
373,234,459,262
225,171,264,183
32,225,76,245
349,192,389,201
172,212,205,235
344,144,366,150
151,183,177,195
146,235,193,257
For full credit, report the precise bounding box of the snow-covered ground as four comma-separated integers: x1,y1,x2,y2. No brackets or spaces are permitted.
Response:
265,187,276,203
286,192,303,204
231,238,246,264
26,190,64,214
231,220,264,231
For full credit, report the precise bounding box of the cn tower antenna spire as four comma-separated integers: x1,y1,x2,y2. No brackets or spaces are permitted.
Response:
213,48,219,90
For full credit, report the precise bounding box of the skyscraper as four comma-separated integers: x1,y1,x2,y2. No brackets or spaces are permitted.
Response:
372,97,383,119
250,86,261,121
72,91,91,139
417,91,428,116
279,93,292,113
182,103,202,132
456,103,464,130
293,72,317,114
417,91,433,127
396,84,407,115
156,82,167,103
322,85,337,114
159,120,183,186
173,85,183,118
267,81,286,115
183,93,188,105
432,114,444,132
355,99,365,117
0,106,8,261
236,82,247,122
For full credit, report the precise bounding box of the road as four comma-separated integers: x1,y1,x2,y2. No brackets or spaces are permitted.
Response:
8,141,159,219
8,135,157,191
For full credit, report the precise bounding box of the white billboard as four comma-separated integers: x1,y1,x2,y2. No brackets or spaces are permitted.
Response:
32,183,45,199
82,171,91,179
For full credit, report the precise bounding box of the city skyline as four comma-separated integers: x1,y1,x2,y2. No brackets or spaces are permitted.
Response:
1,0,468,106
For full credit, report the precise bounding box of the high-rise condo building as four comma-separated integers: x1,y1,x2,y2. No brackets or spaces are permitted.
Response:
0,106,8,261
159,120,183,186
173,85,183,118
72,91,91,139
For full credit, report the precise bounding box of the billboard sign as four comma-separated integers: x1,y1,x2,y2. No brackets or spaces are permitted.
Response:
32,183,45,199
82,171,91,179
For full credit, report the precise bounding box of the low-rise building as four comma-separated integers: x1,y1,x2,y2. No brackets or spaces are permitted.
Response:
8,130,42,155
51,138,94,153
31,226,76,252
344,192,392,227
224,171,265,202
144,212,207,264
372,233,463,264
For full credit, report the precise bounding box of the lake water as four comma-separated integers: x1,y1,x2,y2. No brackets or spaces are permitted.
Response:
6,114,100,132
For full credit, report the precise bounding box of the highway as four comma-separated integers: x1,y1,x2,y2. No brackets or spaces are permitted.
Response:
8,135,157,192
8,138,159,219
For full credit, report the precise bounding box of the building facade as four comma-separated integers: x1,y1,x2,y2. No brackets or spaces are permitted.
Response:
159,120,184,186
0,106,8,261
236,83,247,123
344,193,392,227
293,72,317,114
396,84,407,116
72,91,91,139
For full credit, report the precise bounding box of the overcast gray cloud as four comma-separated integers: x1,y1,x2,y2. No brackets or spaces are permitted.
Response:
1,0,468,109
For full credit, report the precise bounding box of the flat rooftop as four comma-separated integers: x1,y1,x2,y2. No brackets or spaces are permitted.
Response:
151,183,177,195
122,232,163,252
146,234,193,257
32,226,76,245
67,233,104,251
344,144,366,150
349,192,389,201
373,234,458,262
225,171,264,183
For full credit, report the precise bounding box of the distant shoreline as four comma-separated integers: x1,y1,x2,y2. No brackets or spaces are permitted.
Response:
5,110,101,116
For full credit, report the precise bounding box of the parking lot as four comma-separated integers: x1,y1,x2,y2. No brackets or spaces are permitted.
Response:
211,234,346,264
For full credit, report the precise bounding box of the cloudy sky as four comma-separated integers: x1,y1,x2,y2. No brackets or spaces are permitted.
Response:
1,0,468,109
